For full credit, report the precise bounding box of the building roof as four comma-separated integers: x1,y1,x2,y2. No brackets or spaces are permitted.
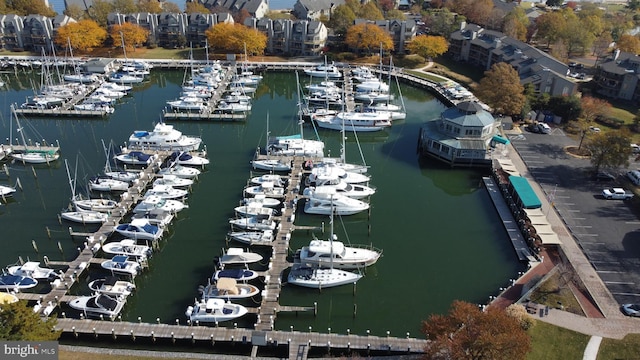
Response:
203,0,264,13
296,0,344,12
441,101,495,127
599,51,640,76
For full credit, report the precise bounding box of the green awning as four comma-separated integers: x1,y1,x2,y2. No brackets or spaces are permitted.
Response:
509,176,541,209
492,135,510,145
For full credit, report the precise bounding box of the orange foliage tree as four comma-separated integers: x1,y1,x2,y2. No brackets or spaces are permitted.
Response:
205,23,267,55
54,20,107,53
344,23,393,55
422,300,531,360
407,35,449,59
110,22,149,52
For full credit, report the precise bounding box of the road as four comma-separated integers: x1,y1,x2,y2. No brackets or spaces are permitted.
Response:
509,125,640,307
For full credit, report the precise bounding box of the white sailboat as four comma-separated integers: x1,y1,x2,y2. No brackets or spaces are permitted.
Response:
10,106,60,164
288,200,363,288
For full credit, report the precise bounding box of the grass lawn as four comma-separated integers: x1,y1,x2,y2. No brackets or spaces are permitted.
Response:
527,270,585,316
527,321,590,360
597,334,640,360
404,69,448,83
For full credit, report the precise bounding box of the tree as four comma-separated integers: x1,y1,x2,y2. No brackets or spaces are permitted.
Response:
424,9,464,37
110,22,149,52
205,23,267,55
385,9,406,21
328,5,356,36
407,35,448,59
378,0,395,12
617,34,640,54
586,130,632,172
113,0,137,14
162,2,180,13
356,2,384,21
447,0,492,26
546,0,563,6
55,19,107,53
0,301,61,341
475,62,526,116
185,1,210,14
560,13,595,56
576,96,611,149
137,0,163,13
6,0,56,16
344,23,394,55
592,31,613,61
502,7,529,41
421,300,531,360
87,0,114,27
63,4,86,20
535,12,565,48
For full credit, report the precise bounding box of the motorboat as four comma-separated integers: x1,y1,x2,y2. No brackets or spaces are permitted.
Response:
315,157,368,175
169,151,209,166
212,268,259,281
115,151,153,166
0,274,38,291
144,185,189,200
167,97,207,112
153,174,194,188
305,80,340,93
109,72,144,84
218,247,263,265
216,100,251,113
355,80,389,93
243,182,285,198
101,239,152,259
88,176,129,192
115,219,163,241
287,263,362,289
242,194,281,208
7,261,60,281
128,123,202,152
296,234,382,270
227,230,274,246
366,102,402,112
133,195,187,214
234,205,276,218
99,82,132,92
74,103,115,114
354,91,394,103
100,255,142,276
68,293,125,320
0,292,18,304
307,163,370,185
92,88,126,99
73,198,118,213
199,278,260,300
60,210,109,224
351,66,377,82
315,111,392,132
131,209,175,227
157,164,201,179
251,159,291,172
250,174,286,187
0,185,16,197
185,298,248,324
304,62,342,78
267,134,324,157
64,73,100,84
104,170,140,183
222,92,251,103
88,276,136,297
303,188,370,216
229,216,277,231
361,105,406,121
309,179,376,199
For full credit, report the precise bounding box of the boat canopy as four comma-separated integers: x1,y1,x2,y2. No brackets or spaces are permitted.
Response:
133,131,149,138
217,278,239,294
509,176,542,209
492,134,510,145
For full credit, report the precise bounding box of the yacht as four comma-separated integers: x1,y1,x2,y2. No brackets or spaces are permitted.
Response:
115,151,153,166
307,163,371,185
314,111,392,132
185,298,248,324
227,230,274,246
109,72,144,84
303,188,370,216
310,179,376,199
131,209,175,227
7,261,60,281
153,174,194,188
100,255,142,276
296,234,382,270
157,164,201,179
133,195,188,214
166,97,207,112
267,134,324,157
101,239,152,259
68,293,125,320
143,185,189,200
250,174,286,187
128,123,202,151
88,276,136,298
243,182,285,198
242,194,281,208
304,62,342,78
216,100,251,113
169,151,209,166
287,263,362,289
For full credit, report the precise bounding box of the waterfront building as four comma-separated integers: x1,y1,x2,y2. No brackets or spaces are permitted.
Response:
354,18,417,54
197,0,269,19
107,13,159,43
419,101,505,167
186,12,233,47
448,22,577,97
81,58,118,74
0,14,25,50
593,49,640,104
157,12,188,48
245,17,327,56
292,0,343,21
22,15,54,53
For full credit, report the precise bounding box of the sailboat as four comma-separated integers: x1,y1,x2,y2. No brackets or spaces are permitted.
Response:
288,198,363,288
10,105,60,164
63,158,118,213
362,56,406,121
63,38,100,84
108,33,145,84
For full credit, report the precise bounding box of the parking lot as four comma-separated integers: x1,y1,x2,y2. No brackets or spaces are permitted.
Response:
509,126,640,307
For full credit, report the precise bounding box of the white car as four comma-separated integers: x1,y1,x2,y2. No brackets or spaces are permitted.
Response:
601,188,634,200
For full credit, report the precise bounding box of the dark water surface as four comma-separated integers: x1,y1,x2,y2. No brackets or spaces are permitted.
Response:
0,69,524,339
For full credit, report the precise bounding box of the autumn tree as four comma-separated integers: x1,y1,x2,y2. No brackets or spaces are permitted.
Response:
475,62,525,116
592,31,613,61
6,0,56,16
137,0,162,13
407,35,448,59
378,0,395,12
205,23,267,55
186,1,210,14
577,96,611,149
345,23,394,55
110,22,149,52
560,10,594,56
356,2,384,21
113,0,137,14
617,35,640,55
385,9,406,21
328,5,356,36
586,130,632,172
502,7,529,42
55,19,107,53
421,300,531,360
233,9,251,24
0,301,61,341
446,0,493,27
423,8,464,37
535,12,565,48
162,2,181,13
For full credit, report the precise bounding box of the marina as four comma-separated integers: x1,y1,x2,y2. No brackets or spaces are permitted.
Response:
0,65,525,356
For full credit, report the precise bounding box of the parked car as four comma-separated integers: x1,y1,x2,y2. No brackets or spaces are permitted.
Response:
595,171,615,181
627,170,640,185
621,303,640,317
631,144,640,154
601,188,634,200
537,123,551,134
